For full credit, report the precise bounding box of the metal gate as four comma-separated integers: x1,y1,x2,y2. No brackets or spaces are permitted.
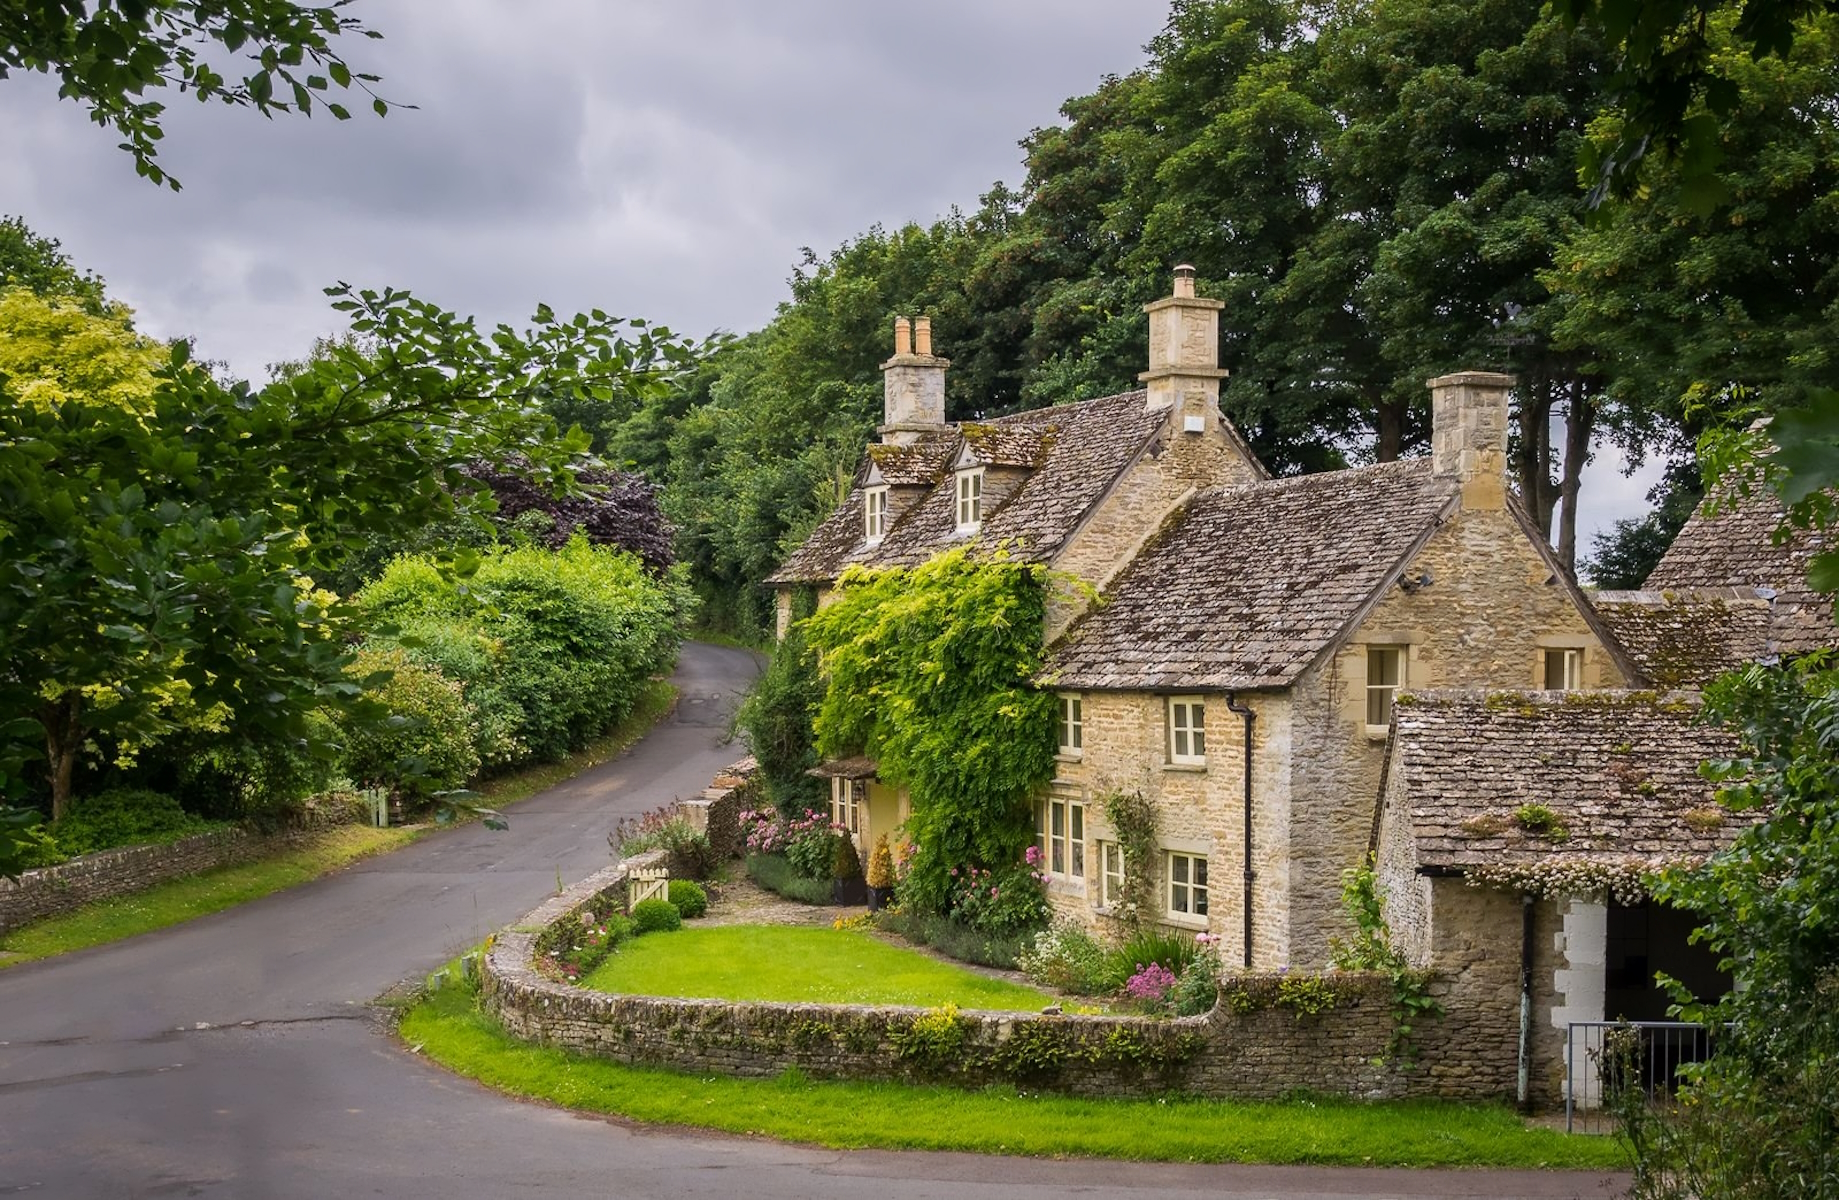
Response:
1566,1020,1716,1134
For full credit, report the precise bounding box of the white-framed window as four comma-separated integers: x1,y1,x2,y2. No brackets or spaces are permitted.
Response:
1167,850,1209,919
1544,647,1583,690
830,777,861,835
1365,646,1405,727
955,467,984,533
1099,841,1125,908
1035,796,1085,882
1056,693,1084,757
863,486,888,544
1168,696,1206,765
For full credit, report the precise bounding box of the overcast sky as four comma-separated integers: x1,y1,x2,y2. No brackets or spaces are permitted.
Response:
0,0,1659,548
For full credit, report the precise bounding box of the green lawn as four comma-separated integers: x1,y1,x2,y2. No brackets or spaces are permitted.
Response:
399,979,1630,1169
581,924,1054,1010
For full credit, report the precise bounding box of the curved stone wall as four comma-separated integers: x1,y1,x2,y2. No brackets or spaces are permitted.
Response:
479,857,1501,1101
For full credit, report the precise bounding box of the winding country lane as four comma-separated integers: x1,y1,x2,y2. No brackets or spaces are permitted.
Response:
0,643,1622,1199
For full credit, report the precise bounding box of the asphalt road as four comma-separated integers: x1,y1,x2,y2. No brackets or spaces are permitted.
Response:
0,642,1627,1200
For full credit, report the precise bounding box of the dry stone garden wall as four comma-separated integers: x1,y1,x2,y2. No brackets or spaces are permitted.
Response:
482,854,1513,1103
0,796,364,934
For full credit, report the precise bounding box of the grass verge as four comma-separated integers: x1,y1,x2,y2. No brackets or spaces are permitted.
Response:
472,680,678,808
1,682,680,967
581,924,1053,1009
400,979,1629,1169
0,824,419,967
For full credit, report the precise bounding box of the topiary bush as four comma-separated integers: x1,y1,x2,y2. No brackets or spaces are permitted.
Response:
667,879,708,919
53,788,214,857
337,646,480,799
630,896,683,934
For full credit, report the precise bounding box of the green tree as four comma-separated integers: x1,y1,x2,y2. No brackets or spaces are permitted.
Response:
1556,0,1839,206
0,281,687,825
1,0,398,188
0,216,107,310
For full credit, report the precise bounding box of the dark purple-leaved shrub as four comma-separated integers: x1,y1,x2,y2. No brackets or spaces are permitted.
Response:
463,463,674,574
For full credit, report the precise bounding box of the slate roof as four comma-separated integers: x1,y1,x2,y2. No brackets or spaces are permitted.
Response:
1044,458,1459,691
1390,690,1743,873
767,390,1172,585
1591,588,1774,687
1645,488,1837,656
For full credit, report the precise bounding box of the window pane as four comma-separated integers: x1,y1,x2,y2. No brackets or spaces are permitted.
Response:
1172,855,1189,885
1192,727,1205,757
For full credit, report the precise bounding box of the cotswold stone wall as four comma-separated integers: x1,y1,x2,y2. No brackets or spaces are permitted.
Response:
676,757,755,862
482,857,1514,1103
0,794,365,935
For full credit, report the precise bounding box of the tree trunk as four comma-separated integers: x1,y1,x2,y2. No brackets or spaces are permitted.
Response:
1555,380,1597,580
42,693,81,823
1514,379,1558,539
1375,397,1406,462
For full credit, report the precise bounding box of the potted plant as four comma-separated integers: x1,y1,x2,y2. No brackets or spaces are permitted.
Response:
832,832,868,905
865,834,896,912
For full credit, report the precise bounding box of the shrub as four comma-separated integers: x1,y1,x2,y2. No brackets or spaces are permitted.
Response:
866,834,896,890
614,806,716,879
876,906,1029,970
832,834,863,882
1172,934,1223,1016
1019,921,1119,994
356,539,691,771
630,897,682,934
748,808,845,882
733,600,826,812
1110,927,1203,981
947,855,1051,938
746,852,835,905
667,879,708,919
337,646,480,799
53,788,213,856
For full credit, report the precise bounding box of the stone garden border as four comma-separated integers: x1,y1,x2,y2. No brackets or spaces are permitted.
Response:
480,855,1498,1102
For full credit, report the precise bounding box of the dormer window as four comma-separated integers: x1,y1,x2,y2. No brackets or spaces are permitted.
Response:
955,467,984,534
864,486,888,544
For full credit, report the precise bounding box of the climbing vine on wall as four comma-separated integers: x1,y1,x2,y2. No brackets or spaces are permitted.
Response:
800,547,1057,913
1098,787,1158,928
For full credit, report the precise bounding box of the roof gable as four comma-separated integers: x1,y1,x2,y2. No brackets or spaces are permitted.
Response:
1045,458,1459,691
1646,487,1837,656
769,389,1180,584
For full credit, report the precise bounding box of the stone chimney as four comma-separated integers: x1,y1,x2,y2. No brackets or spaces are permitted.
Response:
1139,265,1227,429
1428,371,1513,511
879,314,949,445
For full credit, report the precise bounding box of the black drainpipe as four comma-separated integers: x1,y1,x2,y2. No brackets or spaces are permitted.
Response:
1518,892,1535,1110
1225,693,1256,970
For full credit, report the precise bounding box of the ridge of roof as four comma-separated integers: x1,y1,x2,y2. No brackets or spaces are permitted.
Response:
1045,457,1458,691
1590,587,1774,688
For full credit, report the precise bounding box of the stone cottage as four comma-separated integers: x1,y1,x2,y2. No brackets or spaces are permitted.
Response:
768,268,1267,859
770,268,1646,974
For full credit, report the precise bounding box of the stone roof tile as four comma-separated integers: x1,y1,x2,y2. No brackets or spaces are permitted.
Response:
1044,458,1457,691
1591,588,1774,687
768,390,1166,583
1645,488,1837,655
1391,690,1742,872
